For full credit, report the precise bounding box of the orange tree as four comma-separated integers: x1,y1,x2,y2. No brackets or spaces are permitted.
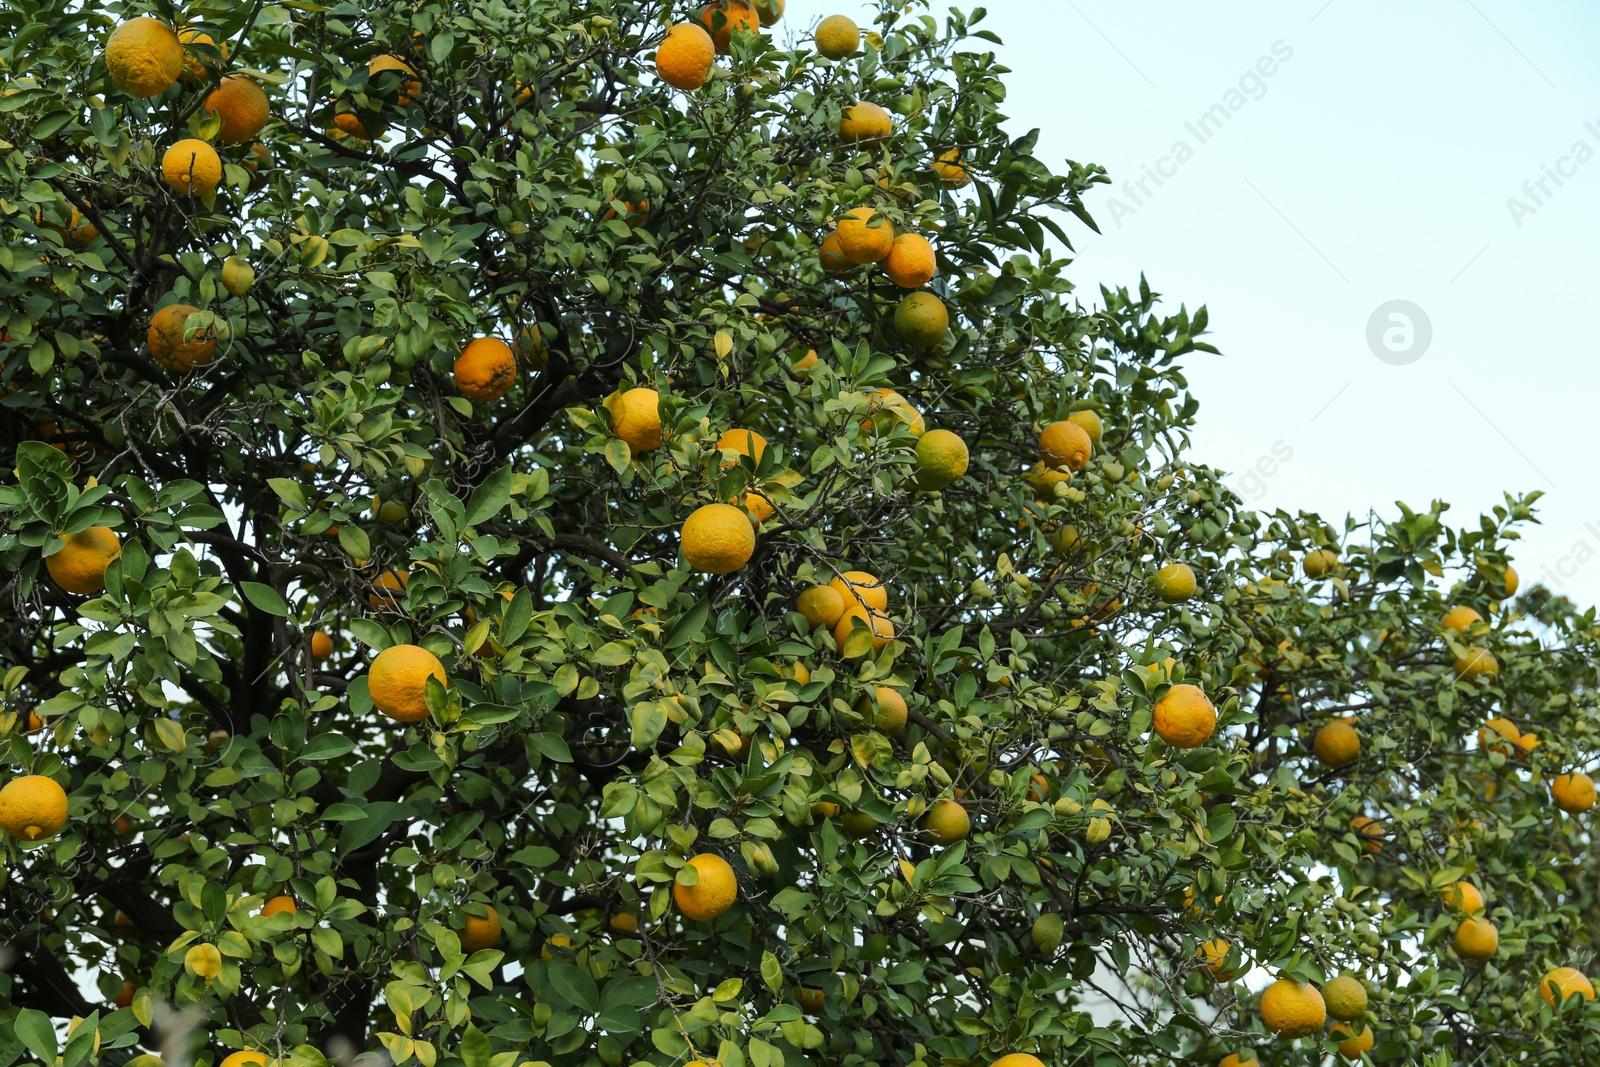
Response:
1,1,1598,1065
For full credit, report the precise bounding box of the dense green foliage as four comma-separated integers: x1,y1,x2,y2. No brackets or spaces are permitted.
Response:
1,1,1597,1066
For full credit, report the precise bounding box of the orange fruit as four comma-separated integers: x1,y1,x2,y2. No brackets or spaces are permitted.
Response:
931,148,970,187
1303,548,1338,578
923,799,969,844
243,142,271,171
1330,1023,1373,1061
1453,647,1498,683
1539,966,1595,1007
884,233,936,288
147,304,216,372
1453,917,1498,959
1258,977,1325,1037
113,980,136,1008
161,139,223,196
1552,771,1596,813
1038,419,1092,472
1151,684,1216,749
1198,938,1240,981
1152,562,1195,603
369,569,409,609
988,1056,1044,1067
458,903,502,951
1067,409,1104,444
219,1054,267,1067
835,207,894,264
1441,605,1482,631
791,348,819,375
656,23,716,90
1350,815,1384,853
862,388,925,436
894,292,948,348
797,584,845,629
105,18,184,97
674,853,738,920
367,644,447,723
177,27,225,83
681,503,756,574
0,775,69,840
331,110,380,140
913,429,968,489
1322,975,1367,1020
310,631,334,659
204,76,270,145
699,0,761,53
1440,880,1484,914
260,895,297,917
45,526,121,595
1216,1055,1257,1067
715,428,767,466
1313,720,1361,768
609,912,639,933
829,570,888,612
453,337,517,401
819,230,853,272
857,687,907,735
840,100,892,143
815,14,860,58
369,55,421,104
832,605,894,656
605,387,663,454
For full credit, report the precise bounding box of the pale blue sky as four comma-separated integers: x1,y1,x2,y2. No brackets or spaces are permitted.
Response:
782,0,1600,606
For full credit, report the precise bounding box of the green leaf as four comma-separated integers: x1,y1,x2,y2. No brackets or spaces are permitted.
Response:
301,734,356,760
461,1024,492,1067
466,465,513,526
240,581,290,617
547,962,599,1013
338,525,371,560
13,1009,55,1063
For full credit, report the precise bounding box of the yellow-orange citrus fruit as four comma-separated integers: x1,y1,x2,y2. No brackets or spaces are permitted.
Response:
815,14,860,58
185,943,222,980
1217,1055,1258,1067
1322,975,1368,1020
1350,815,1384,853
840,100,892,143
656,23,716,90
862,388,925,437
1441,605,1482,631
369,55,421,104
0,775,69,841
1454,917,1498,959
1024,462,1072,499
610,911,639,933
914,429,968,489
894,291,948,348
923,799,969,844
243,142,271,171
884,232,936,288
857,686,907,735
204,76,270,145
1330,1023,1373,1061
797,584,845,628
1152,562,1195,603
716,428,767,466
1303,547,1338,578
113,980,135,1007
1152,684,1216,749
105,18,184,98
369,569,409,609
310,631,333,659
458,904,502,951
46,526,122,595
839,810,880,837
674,853,738,920
819,230,853,272
177,27,225,83
1539,966,1595,1007
791,348,819,375
368,643,447,723
836,207,894,264
932,148,970,187
989,1056,1045,1067
221,257,255,296
699,0,760,53
1440,880,1484,914
1067,409,1104,444
1491,563,1519,596
1314,720,1361,767
1259,977,1325,1037
1453,647,1498,683
606,387,663,454
260,895,297,916
453,337,517,401
681,503,755,574
1039,419,1092,472
754,0,784,25
162,139,223,196
331,110,380,140
1199,938,1240,980
829,570,888,612
833,605,894,656
1552,771,1596,813
147,304,217,372
219,1053,267,1067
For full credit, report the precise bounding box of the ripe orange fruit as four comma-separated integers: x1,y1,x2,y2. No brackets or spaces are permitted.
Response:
243,142,270,172
609,912,639,933
1216,1055,1257,1067
791,348,819,375
367,643,447,723
1453,917,1498,959
988,1056,1045,1067
857,686,907,735
204,76,270,145
113,980,136,1008
894,292,948,348
605,387,663,454
931,148,970,187
453,337,517,402
829,570,888,612
369,55,421,104
1441,605,1482,631
862,388,925,436
458,903,502,951
369,569,409,609
832,605,894,656
310,631,333,660
331,110,380,141
1199,938,1240,981
884,233,935,288
715,427,767,466
923,799,969,844
1350,815,1384,853
260,895,297,917
835,207,894,264
147,304,217,372
177,27,225,83
681,503,756,574
819,231,853,272
1539,966,1595,1007
815,14,860,58
105,18,184,97
1259,977,1325,1037
1151,684,1216,749
1152,562,1195,603
1440,880,1484,914
1552,771,1596,813
699,0,761,53
796,584,845,629
0,775,69,841
1303,547,1338,578
1313,720,1361,767
1330,1023,1373,1061
914,429,968,490
1453,647,1498,683
1038,419,1092,472
840,100,892,143
656,23,716,90
161,139,223,196
219,1053,267,1067
674,853,738,920
46,526,122,595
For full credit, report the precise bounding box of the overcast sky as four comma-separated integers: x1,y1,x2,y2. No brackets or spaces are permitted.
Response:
782,0,1600,608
